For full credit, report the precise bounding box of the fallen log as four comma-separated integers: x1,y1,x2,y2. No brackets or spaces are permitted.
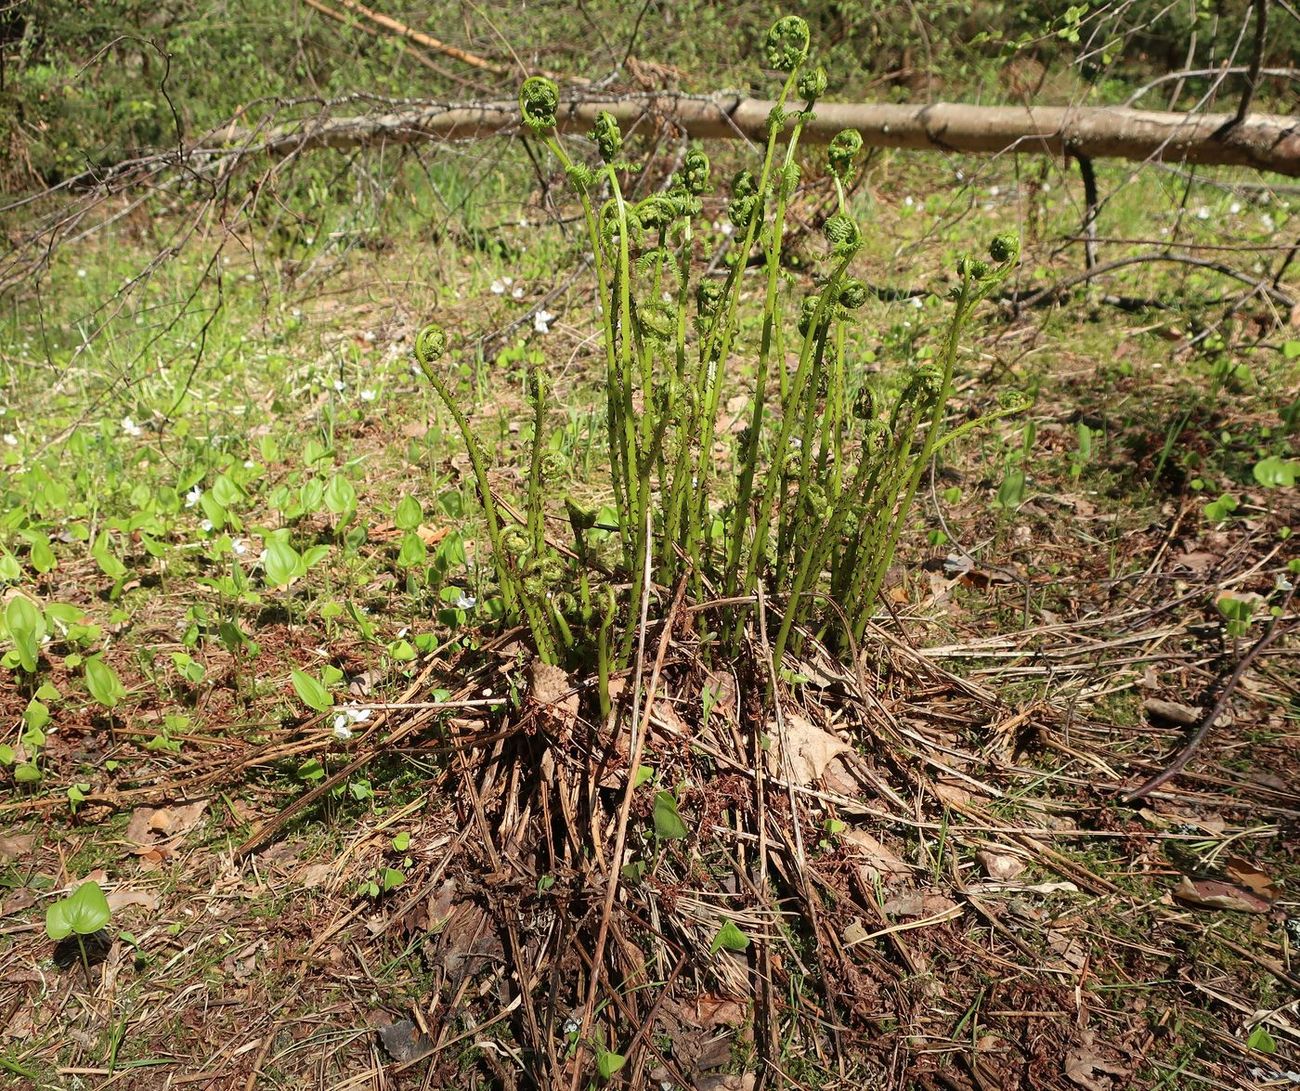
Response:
228,92,1300,177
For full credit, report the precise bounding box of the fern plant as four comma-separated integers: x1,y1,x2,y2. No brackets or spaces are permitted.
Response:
415,14,1022,695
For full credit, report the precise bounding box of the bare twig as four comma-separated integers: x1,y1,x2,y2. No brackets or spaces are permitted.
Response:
1123,588,1296,802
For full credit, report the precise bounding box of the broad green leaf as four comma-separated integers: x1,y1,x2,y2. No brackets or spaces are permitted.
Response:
1246,1025,1277,1054
262,537,301,588
392,831,411,851
14,762,41,784
594,1047,626,1080
291,669,333,713
27,534,56,574
1253,456,1297,488
380,867,406,892
324,474,356,517
4,593,43,673
652,791,687,840
396,532,426,569
84,656,127,709
0,551,21,582
395,495,422,530
24,699,50,733
45,881,111,940
709,919,751,954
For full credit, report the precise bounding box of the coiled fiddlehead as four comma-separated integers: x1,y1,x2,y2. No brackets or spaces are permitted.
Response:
828,129,863,183
519,76,559,135
592,110,622,163
764,15,811,72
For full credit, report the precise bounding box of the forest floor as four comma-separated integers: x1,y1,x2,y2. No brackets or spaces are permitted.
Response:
0,140,1298,1091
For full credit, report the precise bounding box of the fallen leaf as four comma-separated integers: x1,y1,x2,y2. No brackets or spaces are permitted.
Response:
1143,698,1200,726
298,863,334,889
1173,875,1270,914
767,713,852,787
842,829,911,882
695,1076,756,1091
530,660,578,733
106,889,159,913
694,995,746,1029
148,800,208,835
881,891,959,918
976,851,1027,882
1064,1031,1129,1091
0,834,35,861
416,524,448,547
1222,856,1280,903
377,1018,434,1063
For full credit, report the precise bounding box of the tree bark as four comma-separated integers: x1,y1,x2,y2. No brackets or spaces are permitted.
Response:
228,93,1300,177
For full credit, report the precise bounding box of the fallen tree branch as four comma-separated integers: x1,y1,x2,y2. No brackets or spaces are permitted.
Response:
53,93,1300,181
222,93,1300,175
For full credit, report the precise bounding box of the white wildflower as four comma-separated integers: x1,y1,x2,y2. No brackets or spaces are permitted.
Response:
185,486,203,508
903,196,914,207
491,279,506,295
77,268,87,278
719,220,734,237
332,379,346,392
1229,201,1242,214
1195,206,1210,221
199,518,214,532
512,286,524,299
231,538,248,556
455,593,477,610
360,388,377,402
3,434,17,446
332,706,372,740
534,309,555,334
120,417,143,437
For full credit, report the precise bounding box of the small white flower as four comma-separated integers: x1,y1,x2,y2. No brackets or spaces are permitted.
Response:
332,706,372,740
332,379,346,392
362,331,376,343
719,220,734,237
1195,206,1210,221
199,518,214,532
291,307,302,318
243,460,255,469
185,486,203,508
911,296,923,308
360,388,377,402
455,593,477,610
3,434,17,446
491,279,506,295
503,276,513,286
511,286,524,299
534,309,555,334
989,185,1000,197
518,217,529,227
1229,201,1242,214
231,538,248,556
903,195,914,207
77,268,87,278
121,417,143,437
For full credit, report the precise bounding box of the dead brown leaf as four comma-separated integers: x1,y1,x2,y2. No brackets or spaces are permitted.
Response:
1222,856,1280,903
842,828,911,882
1064,1030,1129,1091
1172,875,1271,914
976,850,1027,882
767,712,852,787
106,888,159,913
0,833,35,861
